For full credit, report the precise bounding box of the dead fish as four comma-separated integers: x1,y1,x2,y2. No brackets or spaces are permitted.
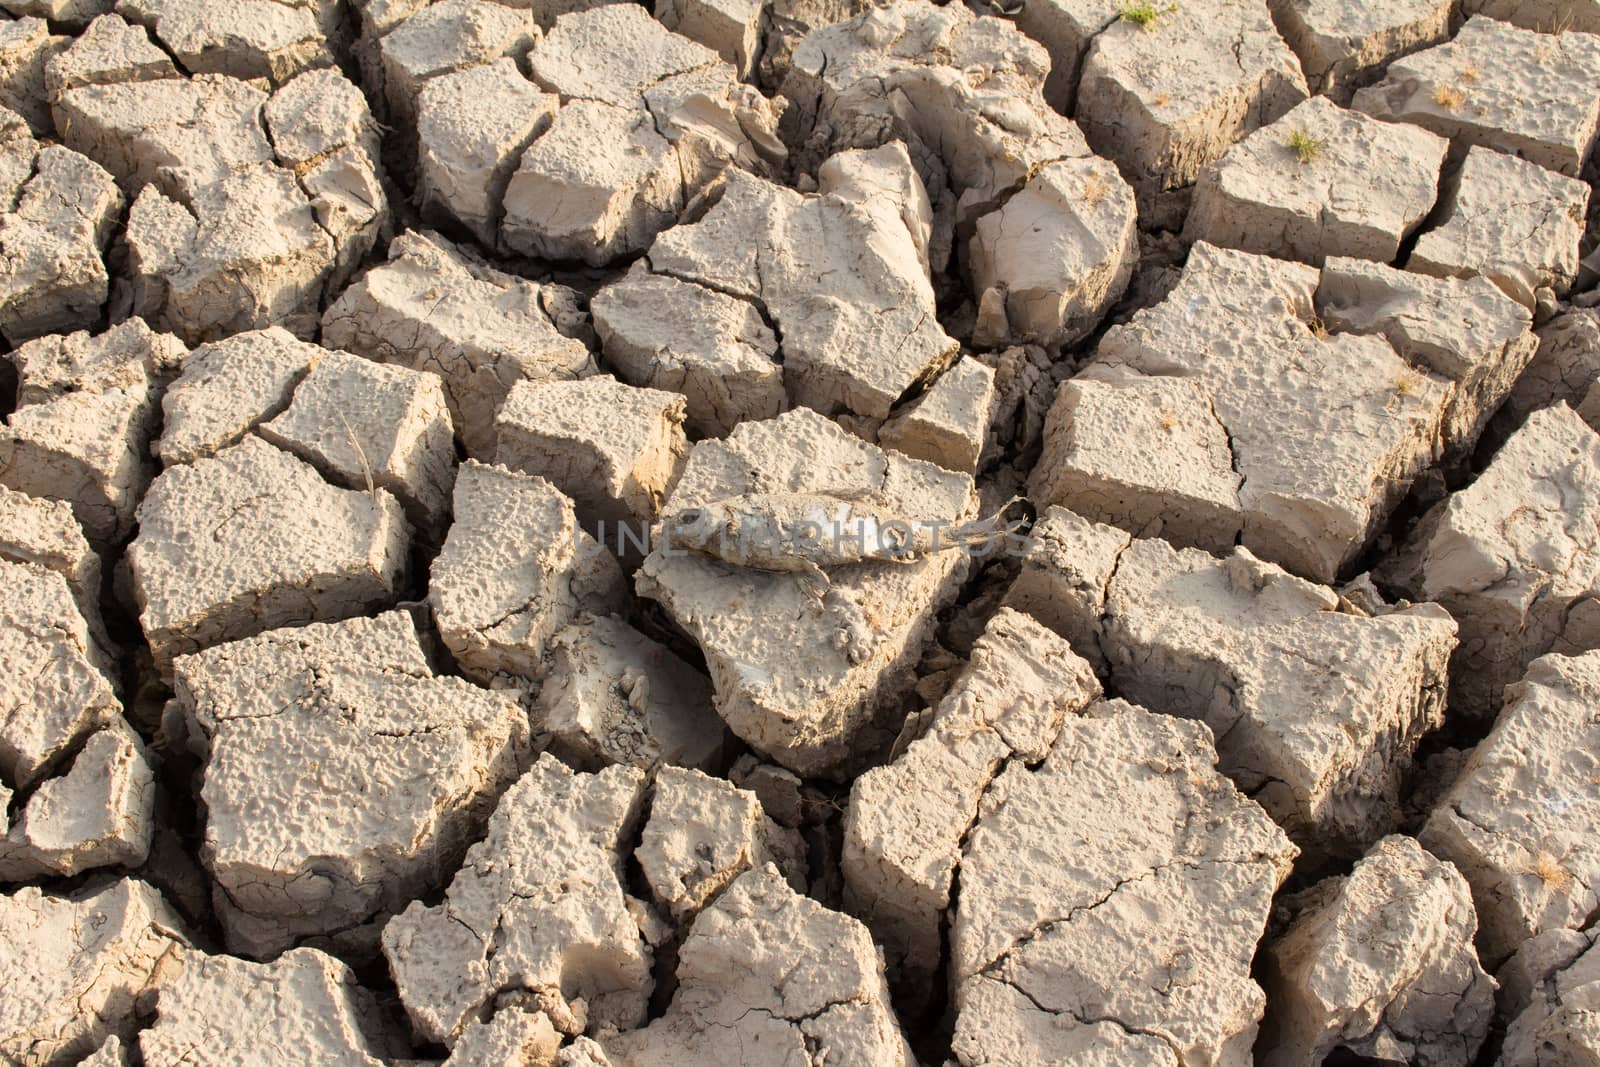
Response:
662,493,1033,595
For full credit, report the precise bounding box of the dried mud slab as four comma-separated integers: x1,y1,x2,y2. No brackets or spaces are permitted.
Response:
1315,256,1538,461
1038,243,1463,582
156,326,322,468
966,155,1137,348
171,611,532,957
637,765,805,922
1497,308,1600,439
1186,96,1448,266
7,313,183,405
1256,834,1495,1066
1354,16,1600,177
1419,651,1600,968
54,51,388,341
0,0,111,29
1008,507,1455,860
0,319,185,544
50,64,269,194
0,879,187,1065
382,755,652,1046
502,4,786,265
537,614,730,773
986,0,1117,113
321,230,595,459
140,946,405,1065
260,67,390,288
428,460,628,687
1032,372,1243,555
440,1006,562,1067
1464,0,1600,32
878,356,996,475
366,0,538,157
496,374,689,533
116,0,332,86
1497,925,1600,1065
414,57,558,249
42,13,176,94
0,718,154,881
656,0,764,77
0,559,120,790
591,266,784,439
258,347,457,535
1001,500,1139,676
1038,241,1539,580
844,607,1101,997
950,698,1297,1066
0,110,122,345
785,0,1087,208
128,435,412,672
1407,145,1589,311
784,1,1137,346
601,865,915,1066
0,484,108,648
0,17,67,134
1074,0,1308,227
1269,0,1452,104
1380,403,1600,719
637,160,956,421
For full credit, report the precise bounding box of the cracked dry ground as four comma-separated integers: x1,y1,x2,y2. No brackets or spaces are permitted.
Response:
7,0,1600,1063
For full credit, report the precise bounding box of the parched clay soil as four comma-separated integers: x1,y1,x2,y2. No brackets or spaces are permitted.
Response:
3,0,1600,1063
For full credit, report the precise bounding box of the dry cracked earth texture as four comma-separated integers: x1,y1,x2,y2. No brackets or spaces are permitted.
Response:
3,0,1600,1063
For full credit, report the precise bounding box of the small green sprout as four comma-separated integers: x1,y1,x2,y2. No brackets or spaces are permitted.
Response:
1286,128,1326,164
1117,2,1177,30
